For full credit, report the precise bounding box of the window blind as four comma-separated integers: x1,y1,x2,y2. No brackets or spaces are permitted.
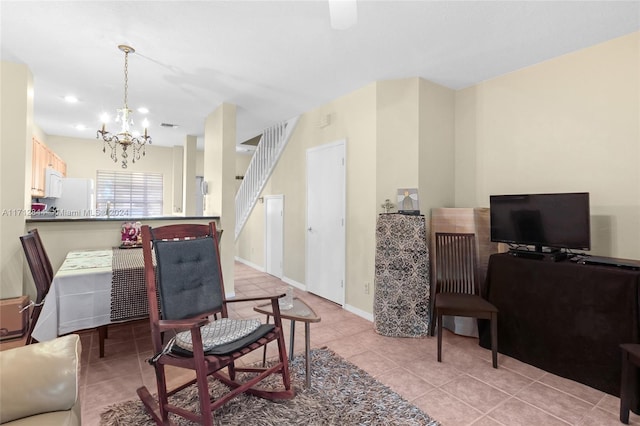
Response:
96,170,163,217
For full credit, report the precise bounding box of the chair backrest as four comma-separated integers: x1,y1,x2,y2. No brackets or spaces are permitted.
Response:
434,232,479,296
19,232,52,304
141,222,224,351
28,229,53,284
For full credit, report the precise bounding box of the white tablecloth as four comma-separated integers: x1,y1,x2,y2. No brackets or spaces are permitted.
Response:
32,250,113,342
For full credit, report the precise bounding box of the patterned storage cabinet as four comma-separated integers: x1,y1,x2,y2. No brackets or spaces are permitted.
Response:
373,214,430,337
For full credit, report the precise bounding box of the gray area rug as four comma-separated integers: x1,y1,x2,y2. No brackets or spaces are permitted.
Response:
100,347,439,425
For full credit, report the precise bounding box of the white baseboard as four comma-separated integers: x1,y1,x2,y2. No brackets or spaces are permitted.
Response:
344,304,374,322
234,258,374,322
234,256,264,272
282,276,305,291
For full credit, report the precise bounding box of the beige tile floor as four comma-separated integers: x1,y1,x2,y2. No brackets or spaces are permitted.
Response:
6,261,640,425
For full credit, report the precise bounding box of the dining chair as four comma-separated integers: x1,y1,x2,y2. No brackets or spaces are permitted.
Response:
136,221,294,425
28,228,54,284
19,230,53,344
432,232,499,368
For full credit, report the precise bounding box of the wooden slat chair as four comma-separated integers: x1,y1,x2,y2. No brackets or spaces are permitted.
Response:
136,221,294,425
28,229,54,284
19,230,53,345
432,232,499,368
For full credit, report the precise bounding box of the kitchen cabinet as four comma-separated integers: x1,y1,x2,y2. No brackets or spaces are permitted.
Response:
48,151,66,176
31,138,47,197
31,137,66,198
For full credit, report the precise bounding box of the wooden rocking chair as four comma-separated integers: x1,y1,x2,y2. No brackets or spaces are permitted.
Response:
136,222,294,425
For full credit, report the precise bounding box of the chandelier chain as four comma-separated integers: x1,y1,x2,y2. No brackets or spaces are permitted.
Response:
123,49,129,109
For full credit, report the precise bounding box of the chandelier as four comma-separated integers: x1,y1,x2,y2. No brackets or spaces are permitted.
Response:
97,45,151,169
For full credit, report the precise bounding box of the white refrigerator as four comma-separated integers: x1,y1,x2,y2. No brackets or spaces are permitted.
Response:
55,178,95,217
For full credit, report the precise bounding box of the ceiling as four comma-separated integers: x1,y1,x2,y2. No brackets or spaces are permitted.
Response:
1,1,638,152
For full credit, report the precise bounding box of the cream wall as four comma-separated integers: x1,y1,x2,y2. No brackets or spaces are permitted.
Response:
47,135,176,216
376,77,456,214
45,135,212,217
238,80,445,314
4,30,638,310
235,153,251,193
376,78,420,205
9,128,210,298
237,31,639,317
32,125,47,147
0,62,33,298
234,152,260,262
455,31,640,258
182,135,197,216
236,82,380,312
418,78,455,213
203,104,237,294
235,199,265,265
172,146,184,214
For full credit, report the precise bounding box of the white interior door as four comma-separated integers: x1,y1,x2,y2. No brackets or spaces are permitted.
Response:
265,195,284,278
306,140,345,305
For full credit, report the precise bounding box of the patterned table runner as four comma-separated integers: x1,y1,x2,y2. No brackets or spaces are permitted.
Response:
59,250,112,272
110,248,149,321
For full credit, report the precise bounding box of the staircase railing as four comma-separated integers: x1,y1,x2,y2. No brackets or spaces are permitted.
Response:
235,116,299,240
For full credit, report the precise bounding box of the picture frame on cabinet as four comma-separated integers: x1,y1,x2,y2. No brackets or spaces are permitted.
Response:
397,188,420,215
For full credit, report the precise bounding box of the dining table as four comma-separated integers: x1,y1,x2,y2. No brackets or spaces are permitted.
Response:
31,247,150,355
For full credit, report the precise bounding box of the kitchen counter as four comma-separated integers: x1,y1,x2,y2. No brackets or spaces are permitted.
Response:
25,216,222,273
26,215,219,223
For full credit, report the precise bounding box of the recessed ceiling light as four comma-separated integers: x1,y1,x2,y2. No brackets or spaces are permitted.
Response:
65,95,78,103
75,124,86,131
137,107,149,114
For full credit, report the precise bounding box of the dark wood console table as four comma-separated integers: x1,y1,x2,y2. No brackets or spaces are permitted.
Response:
479,253,640,407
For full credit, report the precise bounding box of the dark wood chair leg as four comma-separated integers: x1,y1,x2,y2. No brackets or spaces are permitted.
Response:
98,325,108,358
25,304,41,345
429,291,436,337
437,311,443,362
621,347,631,424
262,314,271,366
289,319,296,362
491,312,498,369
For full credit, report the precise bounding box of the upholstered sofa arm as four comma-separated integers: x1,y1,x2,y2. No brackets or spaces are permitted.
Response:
0,334,81,424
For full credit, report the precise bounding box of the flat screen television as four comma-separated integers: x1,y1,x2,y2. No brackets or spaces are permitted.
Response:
489,192,590,252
